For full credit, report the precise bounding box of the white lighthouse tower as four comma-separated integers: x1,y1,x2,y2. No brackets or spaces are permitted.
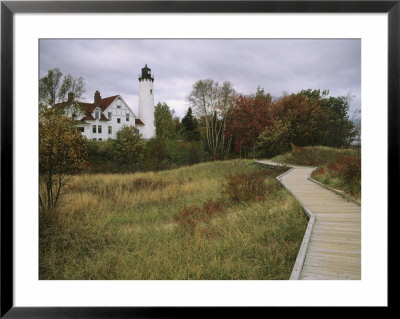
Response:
138,64,155,139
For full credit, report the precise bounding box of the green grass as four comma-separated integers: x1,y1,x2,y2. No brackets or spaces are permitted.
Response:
271,145,361,200
39,159,308,280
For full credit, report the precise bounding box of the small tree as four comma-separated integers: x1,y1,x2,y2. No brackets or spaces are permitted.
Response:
257,120,292,158
39,108,87,211
154,102,175,139
114,126,145,166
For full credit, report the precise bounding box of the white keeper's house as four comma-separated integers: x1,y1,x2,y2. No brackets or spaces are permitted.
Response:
54,64,156,140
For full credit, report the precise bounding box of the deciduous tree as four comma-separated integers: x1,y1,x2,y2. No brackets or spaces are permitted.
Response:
39,68,86,115
224,88,273,158
114,125,145,165
187,79,235,159
154,102,176,139
273,93,322,146
39,108,87,210
257,120,292,158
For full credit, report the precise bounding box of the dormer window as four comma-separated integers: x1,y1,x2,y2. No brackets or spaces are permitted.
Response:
95,109,100,120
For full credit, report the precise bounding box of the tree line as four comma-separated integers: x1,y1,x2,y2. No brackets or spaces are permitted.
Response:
188,80,357,160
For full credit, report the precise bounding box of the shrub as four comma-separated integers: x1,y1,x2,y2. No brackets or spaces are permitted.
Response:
114,126,145,166
342,157,361,195
311,152,361,198
167,140,206,166
143,137,169,171
173,200,224,233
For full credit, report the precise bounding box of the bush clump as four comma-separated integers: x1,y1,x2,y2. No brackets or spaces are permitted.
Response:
311,154,361,199
173,201,225,233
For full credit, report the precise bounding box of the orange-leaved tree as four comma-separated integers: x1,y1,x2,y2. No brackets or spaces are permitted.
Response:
39,108,87,211
224,89,273,158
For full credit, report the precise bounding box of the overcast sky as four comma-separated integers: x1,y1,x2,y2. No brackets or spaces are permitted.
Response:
39,39,361,119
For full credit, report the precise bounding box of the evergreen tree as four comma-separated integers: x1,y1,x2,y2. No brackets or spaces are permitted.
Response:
181,107,200,141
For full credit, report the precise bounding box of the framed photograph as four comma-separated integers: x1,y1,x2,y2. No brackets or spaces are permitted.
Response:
1,0,395,316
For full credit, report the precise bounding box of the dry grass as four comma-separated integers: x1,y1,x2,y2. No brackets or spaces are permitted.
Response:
39,160,308,280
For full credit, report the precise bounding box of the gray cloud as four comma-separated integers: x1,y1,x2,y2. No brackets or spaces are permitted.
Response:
40,39,361,119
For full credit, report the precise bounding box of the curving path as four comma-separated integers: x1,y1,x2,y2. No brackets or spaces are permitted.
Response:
257,160,361,280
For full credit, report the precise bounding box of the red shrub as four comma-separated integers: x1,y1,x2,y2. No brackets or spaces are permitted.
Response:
173,201,224,233
327,161,338,171
343,157,361,185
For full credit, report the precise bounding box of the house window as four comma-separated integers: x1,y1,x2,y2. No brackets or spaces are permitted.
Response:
117,118,121,123
92,138,96,141
77,127,84,132
108,112,112,119
108,126,112,134
150,89,153,94
126,114,129,121
92,125,96,133
98,138,102,141
117,100,121,108
98,125,102,133
95,110,100,120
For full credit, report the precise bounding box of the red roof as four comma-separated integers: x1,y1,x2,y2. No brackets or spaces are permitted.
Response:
94,95,119,112
135,119,144,125
81,112,95,121
54,95,120,123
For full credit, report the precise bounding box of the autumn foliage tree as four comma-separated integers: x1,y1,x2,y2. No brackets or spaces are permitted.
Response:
272,93,323,146
39,108,87,210
224,88,273,158
224,87,356,159
291,89,355,147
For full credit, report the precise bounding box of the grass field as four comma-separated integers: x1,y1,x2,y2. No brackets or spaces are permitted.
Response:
39,159,308,280
272,146,361,200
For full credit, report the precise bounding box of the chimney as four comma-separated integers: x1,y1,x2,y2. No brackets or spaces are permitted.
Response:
68,92,74,103
94,90,101,104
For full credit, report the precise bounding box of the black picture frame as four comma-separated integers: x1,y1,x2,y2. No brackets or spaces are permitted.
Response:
1,1,395,317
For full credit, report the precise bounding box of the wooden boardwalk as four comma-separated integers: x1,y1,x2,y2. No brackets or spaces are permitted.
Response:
257,160,361,280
